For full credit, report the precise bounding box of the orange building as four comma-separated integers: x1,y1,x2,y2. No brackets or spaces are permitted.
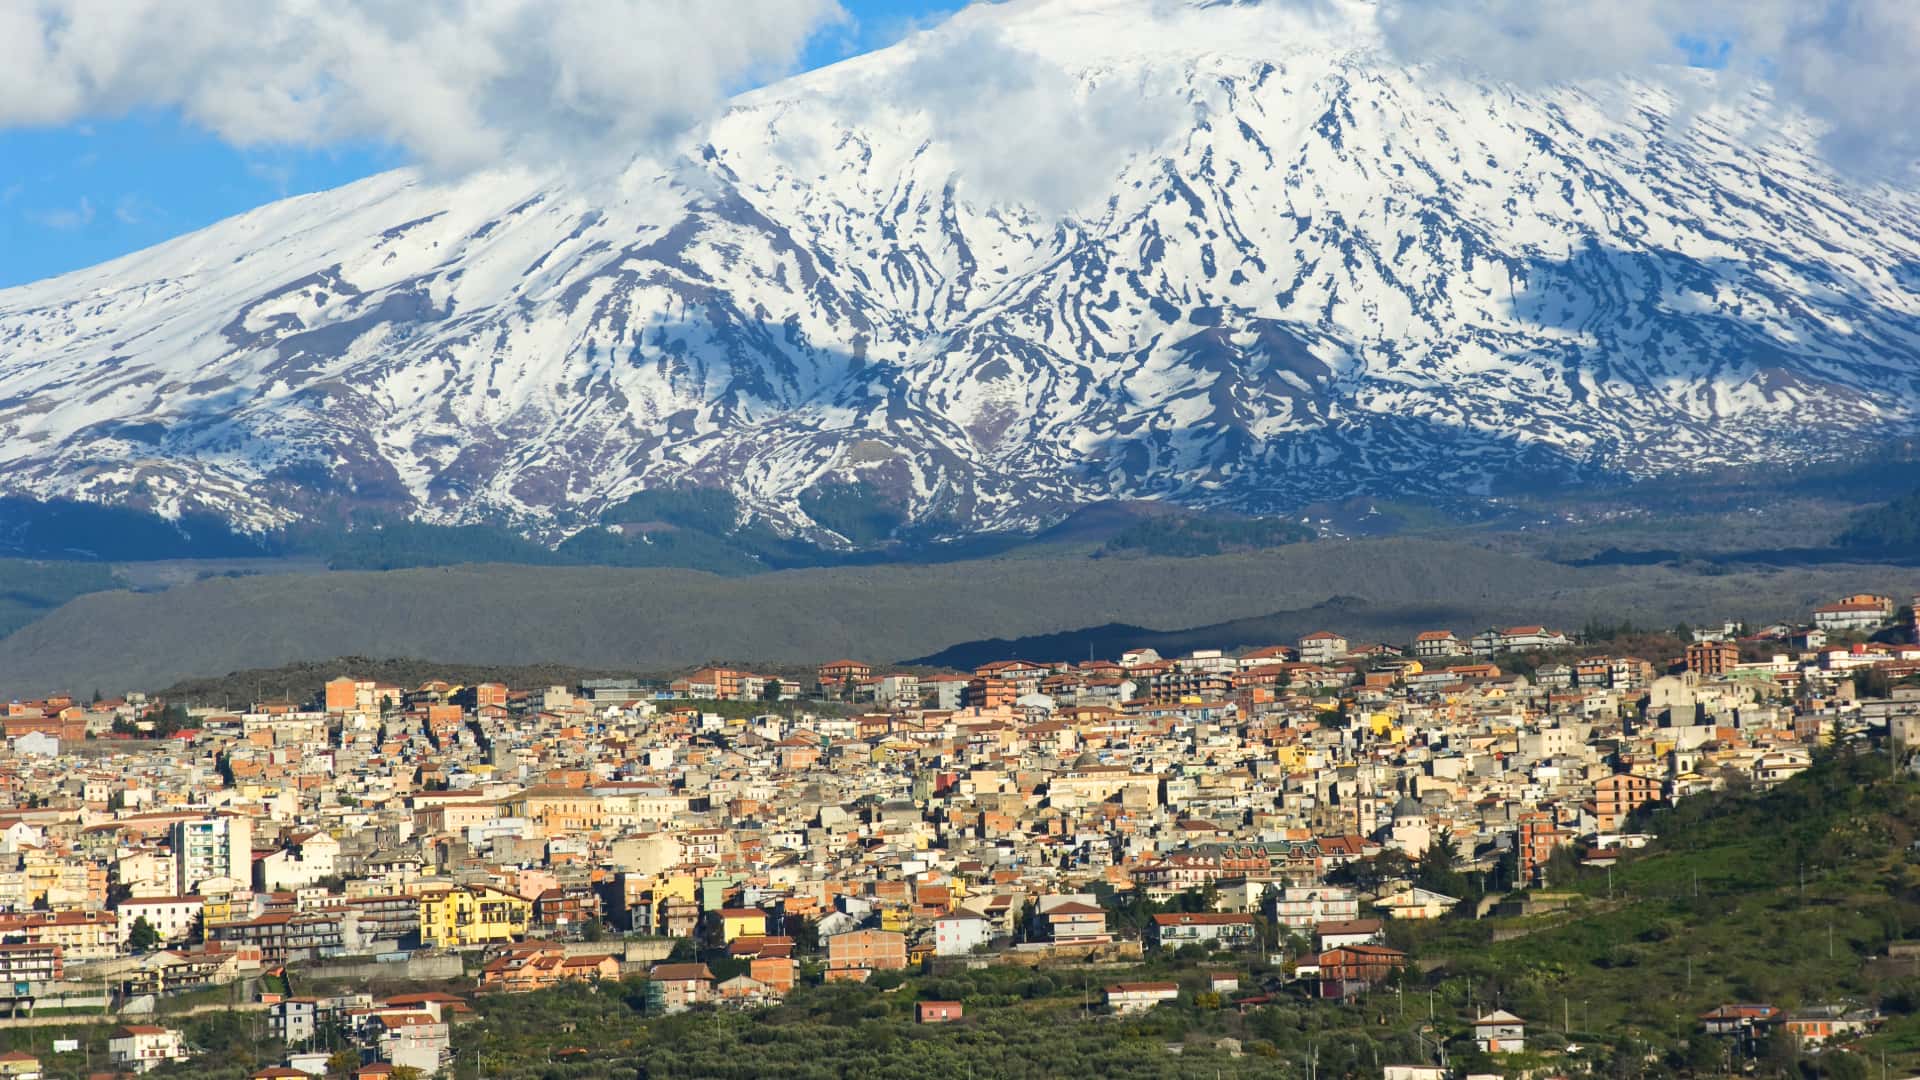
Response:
1516,812,1566,886
1685,641,1739,677
1592,773,1661,832
826,929,907,972
749,956,797,993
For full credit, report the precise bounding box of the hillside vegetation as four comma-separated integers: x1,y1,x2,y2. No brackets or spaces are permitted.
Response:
0,559,118,639
1838,490,1920,550
1100,515,1316,557
1398,745,1920,1061
4,538,1918,695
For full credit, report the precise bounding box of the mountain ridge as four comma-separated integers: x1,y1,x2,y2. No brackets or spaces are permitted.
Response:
2,0,1917,543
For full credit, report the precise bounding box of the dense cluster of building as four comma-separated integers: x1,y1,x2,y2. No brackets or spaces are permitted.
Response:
0,591,1912,1075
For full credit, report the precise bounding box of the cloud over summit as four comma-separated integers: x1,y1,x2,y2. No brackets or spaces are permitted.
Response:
0,0,1912,197
0,0,847,173
1375,0,1920,178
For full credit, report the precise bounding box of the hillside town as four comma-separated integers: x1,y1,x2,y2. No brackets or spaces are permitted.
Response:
0,592,1915,1077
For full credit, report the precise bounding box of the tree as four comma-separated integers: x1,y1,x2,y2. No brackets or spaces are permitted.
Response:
1169,883,1218,914
1759,1030,1802,1078
390,1068,426,1080
1825,1052,1870,1080
699,910,727,949
787,915,820,956
326,1049,361,1078
1416,829,1467,900
131,702,193,737
128,915,160,953
1330,850,1415,892
761,677,783,703
1853,667,1895,700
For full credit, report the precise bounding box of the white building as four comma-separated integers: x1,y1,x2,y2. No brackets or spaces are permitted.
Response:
933,912,992,957
258,831,339,892
877,674,922,708
1411,632,1467,659
376,1013,450,1075
171,815,252,895
1474,1011,1527,1053
1374,887,1461,920
1298,632,1349,665
108,1026,188,1074
1268,886,1359,931
1105,982,1179,1014
1473,626,1570,657
117,896,203,949
1814,599,1894,633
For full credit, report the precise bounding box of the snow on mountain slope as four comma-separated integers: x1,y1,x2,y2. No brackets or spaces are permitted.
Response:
2,0,1919,541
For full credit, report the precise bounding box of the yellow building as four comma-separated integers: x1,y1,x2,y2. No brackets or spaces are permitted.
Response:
503,788,606,840
419,884,532,948
653,874,699,906
198,881,249,928
719,908,768,942
1273,745,1309,769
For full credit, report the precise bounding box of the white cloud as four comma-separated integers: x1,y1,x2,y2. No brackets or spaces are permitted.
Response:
1375,0,1920,178
245,159,296,197
900,25,1187,216
29,197,95,230
0,0,848,174
827,18,1193,218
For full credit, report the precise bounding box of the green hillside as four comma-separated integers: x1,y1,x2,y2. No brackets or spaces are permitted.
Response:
1400,745,1920,1069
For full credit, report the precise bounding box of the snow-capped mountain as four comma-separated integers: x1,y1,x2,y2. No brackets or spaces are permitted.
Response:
3,0,1919,542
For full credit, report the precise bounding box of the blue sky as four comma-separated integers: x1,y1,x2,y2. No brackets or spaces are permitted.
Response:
0,0,958,290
